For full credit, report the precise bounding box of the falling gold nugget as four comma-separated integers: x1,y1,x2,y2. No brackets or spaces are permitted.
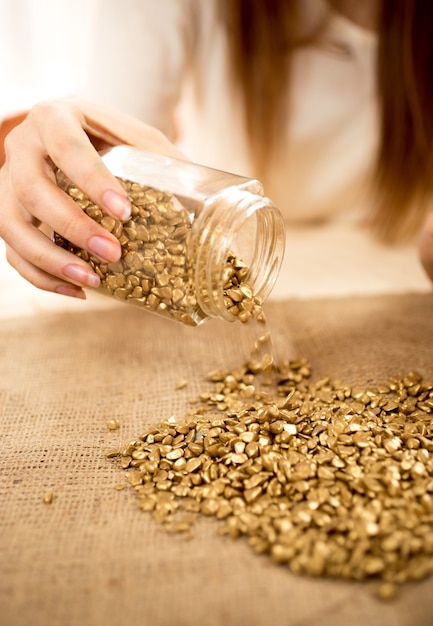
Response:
43,491,54,504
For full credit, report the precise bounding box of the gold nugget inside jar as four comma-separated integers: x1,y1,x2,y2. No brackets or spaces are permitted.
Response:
55,146,285,326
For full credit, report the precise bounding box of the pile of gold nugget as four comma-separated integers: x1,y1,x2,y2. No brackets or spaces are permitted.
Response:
108,337,433,601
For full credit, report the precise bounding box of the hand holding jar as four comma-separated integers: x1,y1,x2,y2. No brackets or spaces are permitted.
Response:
0,98,184,299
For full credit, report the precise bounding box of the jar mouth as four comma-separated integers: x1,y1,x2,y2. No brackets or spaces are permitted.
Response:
192,188,285,322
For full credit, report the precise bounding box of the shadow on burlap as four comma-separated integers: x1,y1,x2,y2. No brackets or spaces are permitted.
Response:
0,292,432,626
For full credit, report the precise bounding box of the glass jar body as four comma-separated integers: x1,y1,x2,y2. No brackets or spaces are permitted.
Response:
55,146,285,326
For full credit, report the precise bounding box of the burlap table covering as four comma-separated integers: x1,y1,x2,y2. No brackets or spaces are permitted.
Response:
1,292,433,626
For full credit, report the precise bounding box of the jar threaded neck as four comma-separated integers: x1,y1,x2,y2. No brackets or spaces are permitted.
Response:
192,187,285,322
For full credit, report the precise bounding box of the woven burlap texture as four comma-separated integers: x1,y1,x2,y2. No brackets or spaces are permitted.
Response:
1,292,433,626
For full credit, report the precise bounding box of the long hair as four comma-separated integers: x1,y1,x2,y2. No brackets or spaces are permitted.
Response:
376,0,433,239
220,0,433,240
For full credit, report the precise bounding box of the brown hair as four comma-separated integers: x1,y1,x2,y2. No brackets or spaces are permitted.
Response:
220,0,433,241
376,0,433,239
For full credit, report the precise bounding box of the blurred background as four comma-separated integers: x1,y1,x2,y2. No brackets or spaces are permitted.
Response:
0,0,431,321
0,0,100,120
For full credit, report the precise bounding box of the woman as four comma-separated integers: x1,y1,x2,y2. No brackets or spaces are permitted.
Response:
1,0,433,300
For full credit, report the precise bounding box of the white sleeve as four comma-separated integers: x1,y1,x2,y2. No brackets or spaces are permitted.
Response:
80,0,197,139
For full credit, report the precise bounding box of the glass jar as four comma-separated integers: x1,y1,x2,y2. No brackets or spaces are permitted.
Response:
55,146,285,326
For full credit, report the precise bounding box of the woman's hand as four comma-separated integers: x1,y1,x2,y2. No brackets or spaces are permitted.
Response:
419,213,433,283
0,98,183,298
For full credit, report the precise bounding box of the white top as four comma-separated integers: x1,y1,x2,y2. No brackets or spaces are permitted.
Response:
82,0,378,224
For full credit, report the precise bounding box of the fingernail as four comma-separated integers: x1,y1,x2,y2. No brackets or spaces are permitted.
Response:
55,284,87,299
102,189,131,221
88,236,120,262
63,264,101,288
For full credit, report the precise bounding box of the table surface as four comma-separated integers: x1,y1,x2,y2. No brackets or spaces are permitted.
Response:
2,223,433,626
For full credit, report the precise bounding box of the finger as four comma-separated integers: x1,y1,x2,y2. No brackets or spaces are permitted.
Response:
5,143,122,263
419,213,433,282
3,217,101,291
18,101,132,221
6,244,87,299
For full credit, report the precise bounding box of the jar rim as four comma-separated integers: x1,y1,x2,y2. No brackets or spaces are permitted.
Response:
192,187,285,321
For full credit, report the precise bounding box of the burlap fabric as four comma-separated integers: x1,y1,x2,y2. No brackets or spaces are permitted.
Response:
1,292,433,626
